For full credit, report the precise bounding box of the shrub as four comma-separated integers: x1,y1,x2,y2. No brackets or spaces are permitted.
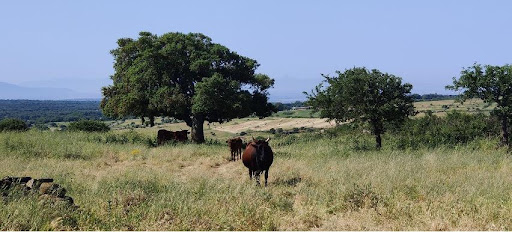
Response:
269,128,276,134
68,120,110,132
0,118,28,132
34,124,49,131
390,111,500,149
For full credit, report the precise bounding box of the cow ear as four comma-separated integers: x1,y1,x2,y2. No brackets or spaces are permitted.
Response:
265,137,271,142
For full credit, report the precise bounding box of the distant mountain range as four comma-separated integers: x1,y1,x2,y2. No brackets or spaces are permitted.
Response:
0,82,99,100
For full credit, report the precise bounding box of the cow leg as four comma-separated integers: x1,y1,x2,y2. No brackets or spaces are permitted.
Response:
255,171,261,186
264,169,269,187
249,169,253,180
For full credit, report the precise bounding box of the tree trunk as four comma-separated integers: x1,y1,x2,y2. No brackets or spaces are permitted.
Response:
501,116,509,146
191,114,205,143
141,116,145,125
149,115,155,127
375,133,382,149
371,119,383,149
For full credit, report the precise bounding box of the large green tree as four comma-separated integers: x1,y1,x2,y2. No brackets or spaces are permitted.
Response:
101,32,276,143
305,67,415,148
447,63,512,146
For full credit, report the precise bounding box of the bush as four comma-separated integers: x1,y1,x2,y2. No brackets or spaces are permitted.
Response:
390,111,500,149
68,120,110,132
0,118,28,132
34,124,49,131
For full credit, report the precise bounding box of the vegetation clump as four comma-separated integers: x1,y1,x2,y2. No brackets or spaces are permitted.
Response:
447,63,512,146
101,31,276,143
68,120,110,132
0,118,28,132
306,67,415,148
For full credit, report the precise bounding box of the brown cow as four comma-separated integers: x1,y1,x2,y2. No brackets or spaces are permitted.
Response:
226,137,243,161
157,129,188,145
242,137,274,186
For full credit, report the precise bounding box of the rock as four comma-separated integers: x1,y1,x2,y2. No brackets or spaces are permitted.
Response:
0,178,12,190
39,182,53,195
26,178,53,190
25,179,35,189
39,183,66,197
11,176,32,184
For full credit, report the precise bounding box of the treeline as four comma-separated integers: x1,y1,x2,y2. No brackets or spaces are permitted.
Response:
0,100,104,124
410,93,457,101
272,101,306,111
271,94,458,111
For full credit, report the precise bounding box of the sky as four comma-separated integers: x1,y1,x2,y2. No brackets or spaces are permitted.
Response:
0,0,511,102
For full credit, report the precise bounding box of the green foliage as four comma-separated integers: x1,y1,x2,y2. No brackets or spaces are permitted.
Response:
68,120,110,132
0,118,28,132
33,124,49,131
391,111,500,149
101,130,155,147
447,63,512,145
306,67,415,148
101,31,276,142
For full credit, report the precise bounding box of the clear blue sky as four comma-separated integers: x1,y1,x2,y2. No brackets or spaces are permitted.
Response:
1,0,511,102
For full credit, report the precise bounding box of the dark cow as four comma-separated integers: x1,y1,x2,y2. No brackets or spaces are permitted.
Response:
173,130,188,142
226,137,243,161
157,129,188,145
242,137,274,186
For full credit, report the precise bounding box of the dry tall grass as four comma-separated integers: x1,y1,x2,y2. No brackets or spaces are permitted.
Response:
1,130,511,230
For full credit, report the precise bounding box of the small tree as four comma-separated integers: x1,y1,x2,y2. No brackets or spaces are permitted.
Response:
446,63,512,146
305,67,415,148
0,118,28,132
68,120,110,132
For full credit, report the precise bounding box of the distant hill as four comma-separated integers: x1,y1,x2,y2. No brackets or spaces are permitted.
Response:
0,82,96,100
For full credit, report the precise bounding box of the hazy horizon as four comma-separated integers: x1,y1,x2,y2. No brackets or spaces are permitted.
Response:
1,0,511,102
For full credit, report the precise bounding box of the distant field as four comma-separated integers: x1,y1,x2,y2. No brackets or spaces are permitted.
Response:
272,109,320,118
414,98,495,116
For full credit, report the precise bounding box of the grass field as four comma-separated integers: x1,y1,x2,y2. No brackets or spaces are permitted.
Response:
1,125,512,230
414,98,496,116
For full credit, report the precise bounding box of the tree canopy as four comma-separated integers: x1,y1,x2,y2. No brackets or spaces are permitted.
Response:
446,63,512,145
305,67,415,148
101,32,276,143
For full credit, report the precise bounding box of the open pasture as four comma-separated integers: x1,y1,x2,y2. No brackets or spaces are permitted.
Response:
1,126,512,230
414,98,496,116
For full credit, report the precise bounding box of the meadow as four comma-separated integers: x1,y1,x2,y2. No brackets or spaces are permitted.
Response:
1,114,512,230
